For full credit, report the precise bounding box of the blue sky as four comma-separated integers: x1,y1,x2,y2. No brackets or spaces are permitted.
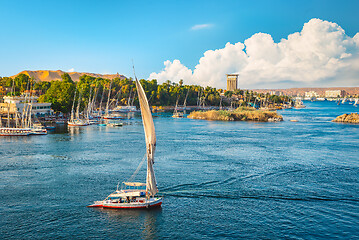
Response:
1,0,358,88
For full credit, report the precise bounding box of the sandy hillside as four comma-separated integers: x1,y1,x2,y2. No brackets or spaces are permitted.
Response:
11,70,126,82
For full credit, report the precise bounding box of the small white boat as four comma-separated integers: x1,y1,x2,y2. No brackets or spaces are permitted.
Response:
172,112,184,118
30,123,48,135
68,120,89,126
107,122,123,127
294,100,306,109
103,115,124,120
88,76,163,209
172,97,184,118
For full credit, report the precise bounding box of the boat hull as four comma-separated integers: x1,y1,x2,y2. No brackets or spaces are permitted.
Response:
103,117,123,120
68,122,89,126
88,197,163,209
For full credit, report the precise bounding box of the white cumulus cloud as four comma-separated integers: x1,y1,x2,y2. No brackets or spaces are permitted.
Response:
67,68,75,72
149,18,359,89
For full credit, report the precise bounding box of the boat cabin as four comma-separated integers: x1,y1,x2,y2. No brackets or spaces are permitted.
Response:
105,182,147,203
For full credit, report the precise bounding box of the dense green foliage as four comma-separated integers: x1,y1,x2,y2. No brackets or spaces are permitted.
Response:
38,74,76,113
0,73,293,114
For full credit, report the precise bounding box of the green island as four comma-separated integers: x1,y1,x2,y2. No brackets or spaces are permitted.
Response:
187,107,283,122
332,113,359,124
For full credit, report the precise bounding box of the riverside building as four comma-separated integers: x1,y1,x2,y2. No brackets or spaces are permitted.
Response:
325,90,346,98
0,94,52,116
226,74,239,91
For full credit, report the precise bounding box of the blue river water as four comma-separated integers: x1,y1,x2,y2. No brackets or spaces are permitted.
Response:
1,101,358,239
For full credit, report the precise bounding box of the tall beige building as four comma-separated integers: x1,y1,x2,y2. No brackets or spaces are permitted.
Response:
226,74,238,91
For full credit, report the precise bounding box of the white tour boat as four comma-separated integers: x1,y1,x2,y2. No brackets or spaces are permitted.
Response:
0,127,31,136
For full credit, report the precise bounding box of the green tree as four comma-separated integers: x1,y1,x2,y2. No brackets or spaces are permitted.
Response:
38,80,76,113
61,73,74,83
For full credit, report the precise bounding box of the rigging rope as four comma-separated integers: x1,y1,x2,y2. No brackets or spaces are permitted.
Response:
125,153,147,183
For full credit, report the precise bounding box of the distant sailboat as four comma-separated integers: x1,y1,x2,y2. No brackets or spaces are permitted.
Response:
0,82,34,136
68,88,89,126
103,80,123,120
294,99,306,109
172,97,184,118
88,76,162,209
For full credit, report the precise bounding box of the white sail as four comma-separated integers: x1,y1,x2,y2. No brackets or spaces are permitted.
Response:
135,79,158,197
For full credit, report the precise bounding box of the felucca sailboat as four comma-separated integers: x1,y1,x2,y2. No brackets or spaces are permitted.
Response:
88,78,162,209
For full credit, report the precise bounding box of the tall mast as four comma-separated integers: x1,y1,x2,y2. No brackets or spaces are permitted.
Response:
86,84,93,121
27,83,34,128
128,87,132,106
76,90,82,120
183,89,189,108
114,86,122,108
22,79,30,127
197,88,201,107
7,103,10,128
91,84,98,116
174,96,179,114
15,109,19,128
71,88,77,122
105,80,112,116
99,84,105,115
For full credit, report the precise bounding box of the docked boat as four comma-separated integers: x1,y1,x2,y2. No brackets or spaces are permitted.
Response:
114,105,137,113
0,127,31,136
30,123,47,135
294,100,306,109
172,91,188,118
68,89,89,127
103,114,124,120
107,122,123,127
172,111,184,118
88,77,162,209
68,119,89,126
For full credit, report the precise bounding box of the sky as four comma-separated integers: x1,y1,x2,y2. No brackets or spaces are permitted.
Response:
0,0,358,89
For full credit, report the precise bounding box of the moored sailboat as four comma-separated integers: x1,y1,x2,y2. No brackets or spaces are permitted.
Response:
88,77,162,209
68,89,89,126
172,98,184,118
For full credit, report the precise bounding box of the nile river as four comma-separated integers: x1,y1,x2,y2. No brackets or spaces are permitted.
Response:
1,101,358,239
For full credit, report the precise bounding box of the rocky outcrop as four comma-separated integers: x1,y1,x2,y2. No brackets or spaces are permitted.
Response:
332,113,359,124
187,108,283,122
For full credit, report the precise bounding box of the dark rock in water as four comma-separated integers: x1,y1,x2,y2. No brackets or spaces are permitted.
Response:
333,113,359,123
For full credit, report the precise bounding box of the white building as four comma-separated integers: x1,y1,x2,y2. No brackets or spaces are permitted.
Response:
304,91,320,99
270,91,283,96
1,95,53,116
325,90,346,98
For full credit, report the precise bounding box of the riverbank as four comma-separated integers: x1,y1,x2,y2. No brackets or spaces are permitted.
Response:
332,113,359,123
187,107,283,122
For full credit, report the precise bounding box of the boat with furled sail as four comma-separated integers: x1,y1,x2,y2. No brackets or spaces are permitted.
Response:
68,88,89,126
88,76,162,209
172,98,184,118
